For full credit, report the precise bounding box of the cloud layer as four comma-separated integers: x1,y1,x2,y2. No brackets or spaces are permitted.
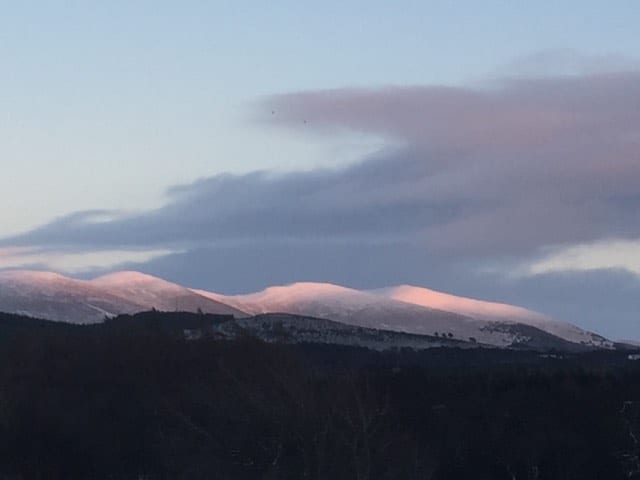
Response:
6,69,640,261
265,72,640,254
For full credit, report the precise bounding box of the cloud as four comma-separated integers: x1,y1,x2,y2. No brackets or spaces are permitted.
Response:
524,239,640,276
0,246,175,273
262,69,640,257
5,68,640,262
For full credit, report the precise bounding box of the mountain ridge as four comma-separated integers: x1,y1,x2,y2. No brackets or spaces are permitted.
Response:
200,281,612,348
0,270,614,349
0,269,247,323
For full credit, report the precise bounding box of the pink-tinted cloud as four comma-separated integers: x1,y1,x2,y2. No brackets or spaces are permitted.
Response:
266,72,640,152
262,70,640,254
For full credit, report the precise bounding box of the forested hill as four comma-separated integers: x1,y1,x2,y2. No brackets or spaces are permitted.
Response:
1,311,640,479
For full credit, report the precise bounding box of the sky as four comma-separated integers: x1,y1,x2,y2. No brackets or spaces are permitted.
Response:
2,1,640,338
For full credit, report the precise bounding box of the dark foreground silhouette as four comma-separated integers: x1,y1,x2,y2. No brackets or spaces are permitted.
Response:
1,311,640,479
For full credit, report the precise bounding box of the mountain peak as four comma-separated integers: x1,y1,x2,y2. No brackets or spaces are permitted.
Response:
90,271,169,286
380,284,549,322
259,281,358,298
0,270,72,283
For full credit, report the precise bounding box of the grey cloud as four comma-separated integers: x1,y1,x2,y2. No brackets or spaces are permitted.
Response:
2,150,467,252
265,72,640,151
264,71,640,254
5,69,640,260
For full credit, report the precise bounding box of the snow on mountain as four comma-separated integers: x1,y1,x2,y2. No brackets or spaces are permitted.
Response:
90,271,247,318
0,270,612,349
377,285,611,347
194,282,376,316
209,313,481,351
194,282,574,347
0,270,142,323
0,270,246,323
377,285,548,322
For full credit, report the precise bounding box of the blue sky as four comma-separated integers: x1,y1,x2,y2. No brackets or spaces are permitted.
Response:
2,1,640,337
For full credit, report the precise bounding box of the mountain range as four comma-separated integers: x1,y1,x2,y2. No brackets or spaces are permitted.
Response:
0,269,614,351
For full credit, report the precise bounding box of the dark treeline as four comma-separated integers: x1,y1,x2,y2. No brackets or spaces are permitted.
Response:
1,311,640,479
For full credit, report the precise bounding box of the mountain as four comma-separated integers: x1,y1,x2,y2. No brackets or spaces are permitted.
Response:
193,282,612,349
0,270,142,323
188,312,593,352
377,285,610,347
195,312,477,350
0,270,246,323
0,270,613,350
89,271,247,318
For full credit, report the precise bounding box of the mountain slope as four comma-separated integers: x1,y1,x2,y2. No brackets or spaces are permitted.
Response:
194,282,601,348
0,270,142,323
90,271,247,318
0,270,246,323
210,313,477,350
378,285,610,347
187,312,592,352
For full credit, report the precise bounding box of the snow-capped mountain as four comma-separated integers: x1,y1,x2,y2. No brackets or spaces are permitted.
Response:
376,285,610,347
0,270,246,323
193,282,611,348
0,270,145,323
90,271,247,318
0,270,612,349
